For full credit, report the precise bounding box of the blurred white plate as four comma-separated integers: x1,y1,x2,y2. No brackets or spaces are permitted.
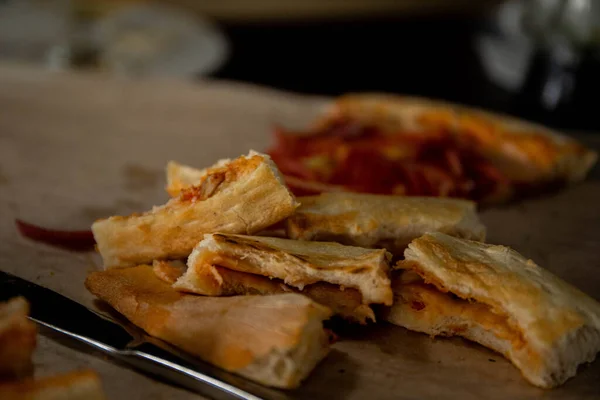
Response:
475,0,533,92
92,4,229,78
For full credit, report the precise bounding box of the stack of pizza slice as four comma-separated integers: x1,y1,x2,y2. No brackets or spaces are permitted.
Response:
88,137,600,390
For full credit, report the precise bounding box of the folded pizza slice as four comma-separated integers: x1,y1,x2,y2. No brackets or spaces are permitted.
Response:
154,260,375,324
0,297,37,380
174,233,393,305
383,232,600,388
92,151,298,268
286,192,486,255
85,266,332,389
268,93,597,203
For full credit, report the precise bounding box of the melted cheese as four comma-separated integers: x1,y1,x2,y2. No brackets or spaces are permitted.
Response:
399,281,525,349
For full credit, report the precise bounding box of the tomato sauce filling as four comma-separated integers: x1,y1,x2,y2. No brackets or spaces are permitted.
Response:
267,118,512,201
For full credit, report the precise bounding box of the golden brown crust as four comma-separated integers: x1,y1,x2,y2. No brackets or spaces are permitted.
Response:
157,260,374,324
0,370,106,400
175,233,393,305
0,297,37,380
393,232,600,388
286,192,486,255
317,93,597,184
85,266,332,388
92,151,299,268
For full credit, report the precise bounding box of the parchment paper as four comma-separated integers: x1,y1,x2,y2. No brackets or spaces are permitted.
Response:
0,64,599,399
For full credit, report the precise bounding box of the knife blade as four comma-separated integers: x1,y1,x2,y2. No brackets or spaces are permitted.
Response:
0,270,293,400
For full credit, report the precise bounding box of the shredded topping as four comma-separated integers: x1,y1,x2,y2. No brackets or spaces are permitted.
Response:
267,118,513,202
179,171,226,202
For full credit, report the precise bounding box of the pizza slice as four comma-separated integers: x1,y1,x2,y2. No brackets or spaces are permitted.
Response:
92,151,298,268
154,260,375,324
174,233,393,306
86,265,333,389
383,232,600,388
267,93,597,203
285,192,486,256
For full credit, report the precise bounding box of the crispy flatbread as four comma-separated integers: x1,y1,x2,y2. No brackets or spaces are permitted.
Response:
154,260,375,324
286,192,486,255
383,232,600,388
86,266,332,389
174,233,393,305
92,151,298,268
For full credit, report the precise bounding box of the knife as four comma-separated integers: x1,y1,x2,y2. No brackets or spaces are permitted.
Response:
0,270,293,400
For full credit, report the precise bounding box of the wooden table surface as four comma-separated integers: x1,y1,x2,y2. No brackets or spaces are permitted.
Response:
0,64,599,399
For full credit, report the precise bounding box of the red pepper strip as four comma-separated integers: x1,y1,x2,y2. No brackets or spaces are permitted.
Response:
15,219,96,252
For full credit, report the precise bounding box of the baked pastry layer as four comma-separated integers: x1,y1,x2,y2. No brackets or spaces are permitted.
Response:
286,192,486,255
155,260,375,324
86,265,332,388
385,232,600,388
175,233,393,305
92,151,298,268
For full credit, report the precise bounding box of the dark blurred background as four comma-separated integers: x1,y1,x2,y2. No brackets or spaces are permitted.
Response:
1,0,599,131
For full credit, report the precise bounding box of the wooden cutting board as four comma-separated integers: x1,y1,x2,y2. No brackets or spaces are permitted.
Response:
0,63,599,399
